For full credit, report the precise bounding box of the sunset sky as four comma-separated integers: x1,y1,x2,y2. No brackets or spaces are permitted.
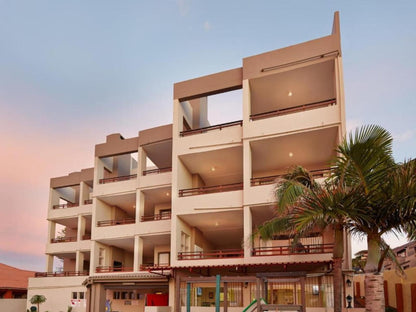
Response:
0,1,415,271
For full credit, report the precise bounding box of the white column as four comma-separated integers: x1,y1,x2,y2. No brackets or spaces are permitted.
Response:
46,254,54,272
77,215,86,241
133,235,143,271
48,221,56,242
76,250,85,272
243,205,253,258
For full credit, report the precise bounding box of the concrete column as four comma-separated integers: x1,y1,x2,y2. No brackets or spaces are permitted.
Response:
139,147,147,176
48,221,56,242
243,206,252,258
242,79,251,128
133,235,143,271
136,191,145,223
77,215,86,241
76,250,85,273
46,254,54,272
80,181,91,204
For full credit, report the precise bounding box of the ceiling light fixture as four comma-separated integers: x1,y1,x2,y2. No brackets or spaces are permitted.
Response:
211,167,216,172
289,152,294,158
166,192,170,196
288,91,293,97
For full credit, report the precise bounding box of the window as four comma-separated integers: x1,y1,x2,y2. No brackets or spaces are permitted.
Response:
72,292,77,299
79,292,84,299
114,292,121,300
158,252,170,266
99,248,105,266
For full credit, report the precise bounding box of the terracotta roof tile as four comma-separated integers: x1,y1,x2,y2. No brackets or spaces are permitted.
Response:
0,263,36,289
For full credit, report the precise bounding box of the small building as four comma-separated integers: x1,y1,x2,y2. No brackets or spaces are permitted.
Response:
0,263,35,311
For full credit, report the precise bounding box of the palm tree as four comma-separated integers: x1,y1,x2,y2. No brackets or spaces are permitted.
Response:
256,167,365,312
30,294,46,312
334,125,416,312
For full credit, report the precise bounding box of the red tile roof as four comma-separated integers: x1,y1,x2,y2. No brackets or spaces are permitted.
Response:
0,263,36,289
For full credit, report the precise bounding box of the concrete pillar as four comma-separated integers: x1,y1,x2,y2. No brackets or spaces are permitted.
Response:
243,205,252,258
133,235,143,271
136,191,145,223
77,215,86,241
76,250,85,273
46,254,54,272
48,221,56,242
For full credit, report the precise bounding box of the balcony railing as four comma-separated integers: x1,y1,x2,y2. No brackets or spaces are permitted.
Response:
84,199,93,205
251,168,332,186
180,120,243,137
52,202,79,209
97,218,135,227
35,271,88,277
82,234,91,240
142,167,172,176
141,212,171,222
250,98,336,121
99,174,137,184
140,263,170,271
179,182,243,197
96,266,133,273
178,249,244,260
251,243,334,256
50,236,77,243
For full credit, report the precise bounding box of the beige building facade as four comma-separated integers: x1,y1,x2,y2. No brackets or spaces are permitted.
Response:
28,12,353,312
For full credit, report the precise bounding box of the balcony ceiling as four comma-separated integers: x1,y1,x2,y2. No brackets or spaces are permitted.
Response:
179,146,243,186
179,210,243,249
141,234,171,258
251,126,338,174
250,205,276,228
98,237,135,252
143,140,172,169
98,193,136,215
250,59,335,115
142,187,171,215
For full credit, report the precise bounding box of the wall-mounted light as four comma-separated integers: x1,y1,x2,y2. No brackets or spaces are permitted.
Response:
346,279,352,287
346,295,352,308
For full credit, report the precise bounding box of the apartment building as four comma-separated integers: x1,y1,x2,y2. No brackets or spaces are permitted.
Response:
28,12,352,312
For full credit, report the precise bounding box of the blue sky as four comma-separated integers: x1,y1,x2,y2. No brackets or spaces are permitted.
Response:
0,0,415,271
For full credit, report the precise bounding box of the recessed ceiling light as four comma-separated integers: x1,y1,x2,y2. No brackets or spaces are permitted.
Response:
215,221,219,227
211,167,216,172
289,152,294,157
288,91,293,97
133,205,136,209
166,192,170,196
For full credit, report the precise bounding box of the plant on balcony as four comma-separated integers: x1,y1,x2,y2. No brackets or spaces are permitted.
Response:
30,294,46,312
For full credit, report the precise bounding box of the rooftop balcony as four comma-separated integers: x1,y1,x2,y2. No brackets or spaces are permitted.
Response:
50,236,77,244
180,120,242,137
142,167,172,176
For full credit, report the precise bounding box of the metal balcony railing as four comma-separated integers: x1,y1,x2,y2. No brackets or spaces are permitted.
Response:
179,182,243,197
250,98,336,121
35,271,88,277
251,243,334,256
178,249,244,260
97,218,135,227
250,168,332,186
142,167,172,176
140,263,170,270
99,174,137,184
84,199,93,205
50,236,77,243
96,266,133,273
82,234,91,240
52,202,79,209
141,212,171,222
180,120,242,137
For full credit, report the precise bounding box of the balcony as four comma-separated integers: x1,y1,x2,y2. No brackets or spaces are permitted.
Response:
99,174,137,184
50,236,77,243
53,203,79,209
97,218,135,227
250,167,332,186
251,243,334,256
96,266,134,273
179,182,243,197
35,271,89,277
180,120,242,137
178,249,244,260
250,98,336,121
141,212,171,222
143,167,172,176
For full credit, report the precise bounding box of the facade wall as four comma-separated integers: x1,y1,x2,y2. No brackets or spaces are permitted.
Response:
0,299,27,312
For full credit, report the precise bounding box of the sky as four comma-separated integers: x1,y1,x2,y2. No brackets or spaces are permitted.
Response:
0,0,415,271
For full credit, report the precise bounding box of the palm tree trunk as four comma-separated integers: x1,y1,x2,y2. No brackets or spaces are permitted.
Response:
333,226,344,312
364,235,385,312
